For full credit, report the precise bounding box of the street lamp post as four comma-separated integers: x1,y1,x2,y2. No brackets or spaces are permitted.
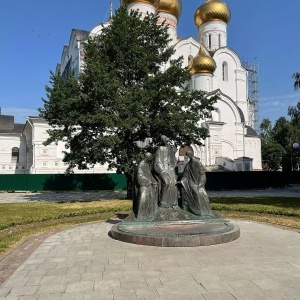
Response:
293,143,300,149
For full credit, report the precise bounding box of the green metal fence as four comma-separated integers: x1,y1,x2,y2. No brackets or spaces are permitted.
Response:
0,171,297,192
0,174,127,191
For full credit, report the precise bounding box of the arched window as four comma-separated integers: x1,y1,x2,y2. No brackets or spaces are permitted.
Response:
12,147,19,163
222,61,228,81
208,35,212,49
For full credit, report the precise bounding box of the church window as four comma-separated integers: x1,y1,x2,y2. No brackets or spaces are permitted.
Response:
222,62,228,81
208,35,212,49
11,147,19,163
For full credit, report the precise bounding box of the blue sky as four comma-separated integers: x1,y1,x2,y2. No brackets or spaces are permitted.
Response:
0,0,299,125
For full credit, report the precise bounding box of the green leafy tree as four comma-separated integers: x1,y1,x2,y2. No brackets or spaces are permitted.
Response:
260,118,285,171
261,140,285,171
39,6,218,197
260,118,273,141
260,115,300,171
293,72,300,91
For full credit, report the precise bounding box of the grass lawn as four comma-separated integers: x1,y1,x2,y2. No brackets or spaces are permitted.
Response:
0,197,299,255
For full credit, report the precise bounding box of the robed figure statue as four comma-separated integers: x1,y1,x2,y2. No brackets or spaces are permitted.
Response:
180,151,214,217
133,153,157,221
154,135,178,208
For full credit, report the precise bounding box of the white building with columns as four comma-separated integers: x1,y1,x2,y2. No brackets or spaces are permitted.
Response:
0,0,262,174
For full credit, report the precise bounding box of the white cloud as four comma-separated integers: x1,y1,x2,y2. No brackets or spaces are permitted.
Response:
259,93,300,123
260,94,299,101
1,107,39,124
260,94,299,108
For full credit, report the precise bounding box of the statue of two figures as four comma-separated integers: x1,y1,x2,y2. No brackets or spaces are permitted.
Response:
133,135,215,222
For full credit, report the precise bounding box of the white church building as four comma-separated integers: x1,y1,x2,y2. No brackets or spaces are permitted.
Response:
0,0,262,174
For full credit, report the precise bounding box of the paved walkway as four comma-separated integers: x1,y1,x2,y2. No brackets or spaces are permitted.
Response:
0,186,300,203
1,221,300,299
0,188,300,299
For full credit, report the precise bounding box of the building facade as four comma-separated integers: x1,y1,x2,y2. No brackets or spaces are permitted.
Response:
0,0,262,174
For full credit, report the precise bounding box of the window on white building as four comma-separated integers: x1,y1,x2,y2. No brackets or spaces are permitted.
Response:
218,34,221,48
11,147,19,163
222,62,228,81
208,35,212,49
245,163,251,171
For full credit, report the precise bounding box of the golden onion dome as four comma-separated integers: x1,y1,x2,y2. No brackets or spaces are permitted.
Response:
157,0,182,19
189,45,216,75
194,0,231,27
120,0,159,6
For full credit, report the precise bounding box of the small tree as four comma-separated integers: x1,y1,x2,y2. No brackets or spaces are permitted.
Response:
39,6,218,197
260,118,285,171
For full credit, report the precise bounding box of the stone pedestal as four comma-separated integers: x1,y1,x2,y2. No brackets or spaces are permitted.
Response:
110,208,240,247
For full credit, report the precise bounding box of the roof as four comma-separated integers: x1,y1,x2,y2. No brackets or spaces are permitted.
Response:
246,125,258,137
0,115,14,131
235,156,253,161
0,115,24,133
220,157,234,163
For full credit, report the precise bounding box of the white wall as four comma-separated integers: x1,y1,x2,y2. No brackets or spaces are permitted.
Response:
0,135,26,174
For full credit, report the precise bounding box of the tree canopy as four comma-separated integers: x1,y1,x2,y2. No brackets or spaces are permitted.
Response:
260,71,300,171
260,114,300,171
39,6,218,185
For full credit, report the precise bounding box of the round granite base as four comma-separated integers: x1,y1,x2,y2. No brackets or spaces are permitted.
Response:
111,221,240,247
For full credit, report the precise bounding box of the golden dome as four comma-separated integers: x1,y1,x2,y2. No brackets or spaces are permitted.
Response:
195,0,231,27
189,46,216,75
157,0,182,19
120,0,159,6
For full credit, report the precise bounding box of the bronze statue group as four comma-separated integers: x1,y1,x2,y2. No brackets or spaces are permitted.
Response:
133,135,214,221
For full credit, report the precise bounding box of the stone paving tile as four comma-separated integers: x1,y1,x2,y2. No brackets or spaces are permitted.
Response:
202,292,237,300
37,283,67,295
65,280,94,293
61,292,84,300
226,280,262,292
18,296,39,300
7,285,39,297
37,293,62,300
0,289,9,298
251,278,284,290
230,290,268,300
112,287,137,300
1,221,300,299
84,291,113,300
135,286,160,299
